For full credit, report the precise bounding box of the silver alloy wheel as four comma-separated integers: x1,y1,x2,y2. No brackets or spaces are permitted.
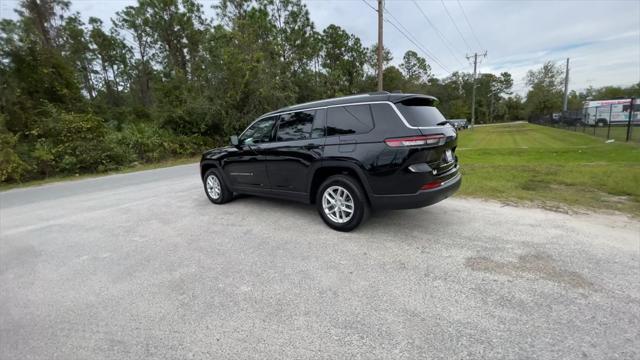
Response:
322,185,355,224
206,174,222,200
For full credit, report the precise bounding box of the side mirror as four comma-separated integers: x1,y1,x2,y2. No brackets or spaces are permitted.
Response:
230,135,239,146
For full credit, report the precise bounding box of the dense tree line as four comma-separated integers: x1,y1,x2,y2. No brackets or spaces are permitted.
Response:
1,0,637,183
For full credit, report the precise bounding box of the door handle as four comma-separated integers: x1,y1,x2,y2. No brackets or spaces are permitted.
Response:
304,143,320,149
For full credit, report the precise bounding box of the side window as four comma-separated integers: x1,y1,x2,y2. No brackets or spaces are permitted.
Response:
276,111,315,141
326,104,374,136
240,116,276,145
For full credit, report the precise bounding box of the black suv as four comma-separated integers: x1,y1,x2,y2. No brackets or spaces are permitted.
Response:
200,92,461,231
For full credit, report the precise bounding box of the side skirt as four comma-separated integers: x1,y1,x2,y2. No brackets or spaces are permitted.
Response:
232,186,311,204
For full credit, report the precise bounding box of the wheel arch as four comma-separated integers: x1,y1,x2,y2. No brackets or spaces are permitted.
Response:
200,160,218,179
200,160,232,186
308,161,373,205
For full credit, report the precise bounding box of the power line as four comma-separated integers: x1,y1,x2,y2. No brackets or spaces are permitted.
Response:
412,0,466,68
440,0,472,52
456,0,484,50
360,0,376,12
361,0,452,75
383,6,450,71
384,17,452,75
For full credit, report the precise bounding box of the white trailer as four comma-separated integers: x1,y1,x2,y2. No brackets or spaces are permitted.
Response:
583,99,640,127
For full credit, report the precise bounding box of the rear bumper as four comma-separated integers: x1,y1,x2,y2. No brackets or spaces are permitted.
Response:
369,173,461,210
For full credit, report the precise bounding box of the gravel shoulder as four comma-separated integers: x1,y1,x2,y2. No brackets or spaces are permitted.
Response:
1,164,639,359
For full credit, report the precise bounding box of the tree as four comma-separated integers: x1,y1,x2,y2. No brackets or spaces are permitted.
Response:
525,61,564,119
257,0,321,102
114,5,155,106
88,17,130,106
504,95,525,121
2,0,629,184
320,24,367,96
60,14,96,99
365,42,392,77
400,50,431,86
16,0,70,48
382,66,405,92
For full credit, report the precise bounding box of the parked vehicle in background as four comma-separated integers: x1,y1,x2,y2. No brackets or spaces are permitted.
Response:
583,99,640,127
200,92,461,231
448,119,468,130
559,111,583,126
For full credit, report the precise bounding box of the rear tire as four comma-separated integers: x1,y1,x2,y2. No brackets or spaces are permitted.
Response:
316,175,369,232
203,168,233,204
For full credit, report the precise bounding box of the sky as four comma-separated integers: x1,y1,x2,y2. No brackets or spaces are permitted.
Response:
1,0,639,95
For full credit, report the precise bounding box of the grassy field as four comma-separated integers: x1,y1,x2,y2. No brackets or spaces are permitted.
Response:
457,123,640,216
549,123,640,143
4,123,640,217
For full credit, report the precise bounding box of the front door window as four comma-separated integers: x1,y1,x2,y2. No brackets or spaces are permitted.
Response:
240,117,276,145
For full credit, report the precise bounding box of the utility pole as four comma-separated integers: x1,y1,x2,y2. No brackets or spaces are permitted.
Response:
377,0,384,91
466,51,487,129
563,57,570,112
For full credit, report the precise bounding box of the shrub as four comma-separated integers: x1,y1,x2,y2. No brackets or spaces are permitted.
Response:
50,112,127,173
115,122,173,163
0,131,30,182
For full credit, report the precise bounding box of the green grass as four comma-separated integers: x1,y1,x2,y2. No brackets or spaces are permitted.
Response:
552,123,640,143
4,124,640,217
0,156,199,191
457,123,640,216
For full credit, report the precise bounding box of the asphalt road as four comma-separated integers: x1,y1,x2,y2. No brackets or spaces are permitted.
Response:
1,164,639,359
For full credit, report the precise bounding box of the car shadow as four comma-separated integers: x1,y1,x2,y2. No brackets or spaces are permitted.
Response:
222,193,453,235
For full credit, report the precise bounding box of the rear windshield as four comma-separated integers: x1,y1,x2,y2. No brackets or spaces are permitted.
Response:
395,97,447,127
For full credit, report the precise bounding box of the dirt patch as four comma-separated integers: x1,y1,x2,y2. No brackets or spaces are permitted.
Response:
494,198,586,215
600,193,633,204
465,252,593,289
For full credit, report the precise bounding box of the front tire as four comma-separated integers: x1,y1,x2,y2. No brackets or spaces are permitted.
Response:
316,175,369,232
203,168,233,204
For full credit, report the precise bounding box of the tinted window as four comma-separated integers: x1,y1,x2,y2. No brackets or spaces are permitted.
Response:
326,104,374,136
395,97,447,127
240,116,276,145
276,111,315,141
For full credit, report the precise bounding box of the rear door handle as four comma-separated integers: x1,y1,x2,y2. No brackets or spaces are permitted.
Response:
304,143,320,149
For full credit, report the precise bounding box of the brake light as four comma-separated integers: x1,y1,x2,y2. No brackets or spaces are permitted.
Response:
384,134,445,147
421,180,442,190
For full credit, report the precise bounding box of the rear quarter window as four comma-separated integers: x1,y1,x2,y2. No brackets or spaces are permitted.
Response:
395,97,447,127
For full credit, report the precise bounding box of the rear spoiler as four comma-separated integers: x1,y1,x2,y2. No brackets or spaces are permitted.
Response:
392,94,439,106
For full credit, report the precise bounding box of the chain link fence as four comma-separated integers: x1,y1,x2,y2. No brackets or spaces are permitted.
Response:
530,104,640,143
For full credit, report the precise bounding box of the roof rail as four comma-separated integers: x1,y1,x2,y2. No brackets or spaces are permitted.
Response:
367,91,390,95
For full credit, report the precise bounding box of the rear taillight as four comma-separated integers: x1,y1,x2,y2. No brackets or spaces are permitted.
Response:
421,180,442,190
384,134,445,147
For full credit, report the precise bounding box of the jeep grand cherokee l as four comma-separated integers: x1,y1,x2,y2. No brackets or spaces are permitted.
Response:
200,91,461,231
